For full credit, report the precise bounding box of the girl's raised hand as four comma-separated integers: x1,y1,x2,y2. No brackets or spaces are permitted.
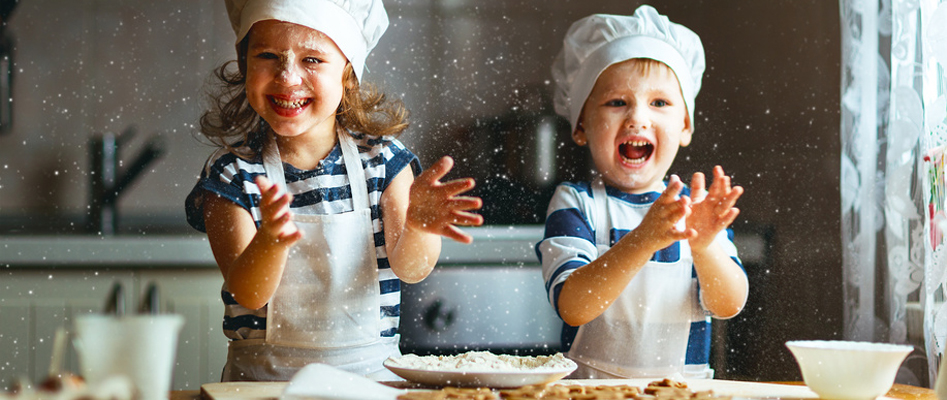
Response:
406,156,484,244
686,165,743,251
254,176,303,246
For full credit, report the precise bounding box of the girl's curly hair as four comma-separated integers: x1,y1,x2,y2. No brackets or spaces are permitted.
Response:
199,37,409,158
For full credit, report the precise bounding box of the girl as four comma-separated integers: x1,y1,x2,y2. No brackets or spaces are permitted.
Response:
185,0,483,381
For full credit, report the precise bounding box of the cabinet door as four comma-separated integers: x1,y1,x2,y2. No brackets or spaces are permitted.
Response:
0,269,135,391
136,269,225,389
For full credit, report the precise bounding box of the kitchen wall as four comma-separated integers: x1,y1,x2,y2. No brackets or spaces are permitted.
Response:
0,0,843,382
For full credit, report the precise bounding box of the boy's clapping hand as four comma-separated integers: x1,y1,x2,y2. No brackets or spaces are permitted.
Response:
636,174,697,251
685,165,743,251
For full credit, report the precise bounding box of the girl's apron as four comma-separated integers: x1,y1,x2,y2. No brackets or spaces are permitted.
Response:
565,177,698,379
221,130,401,382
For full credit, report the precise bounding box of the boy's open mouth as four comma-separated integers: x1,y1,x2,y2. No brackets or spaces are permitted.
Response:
619,140,653,164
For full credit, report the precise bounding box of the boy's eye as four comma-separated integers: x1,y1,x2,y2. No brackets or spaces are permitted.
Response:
651,99,668,107
605,99,626,107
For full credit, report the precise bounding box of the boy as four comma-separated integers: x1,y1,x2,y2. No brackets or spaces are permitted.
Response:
537,5,748,379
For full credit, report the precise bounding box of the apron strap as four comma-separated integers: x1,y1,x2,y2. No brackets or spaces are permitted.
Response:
263,133,288,194
261,129,370,211
590,177,610,257
337,130,370,211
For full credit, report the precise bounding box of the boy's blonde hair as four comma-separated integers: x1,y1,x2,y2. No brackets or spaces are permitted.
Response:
198,38,409,159
576,58,687,129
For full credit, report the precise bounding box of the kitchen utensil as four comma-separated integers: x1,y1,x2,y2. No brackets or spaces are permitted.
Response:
786,340,912,400
48,326,67,377
139,282,160,314
104,281,125,316
37,326,86,392
105,280,165,315
73,314,184,400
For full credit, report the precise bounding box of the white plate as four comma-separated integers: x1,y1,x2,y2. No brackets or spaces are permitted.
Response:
383,359,576,388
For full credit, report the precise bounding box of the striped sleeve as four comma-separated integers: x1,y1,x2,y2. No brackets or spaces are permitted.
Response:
185,148,266,232
536,183,597,319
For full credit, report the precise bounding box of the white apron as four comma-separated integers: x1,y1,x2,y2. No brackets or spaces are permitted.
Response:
565,177,698,379
221,130,401,382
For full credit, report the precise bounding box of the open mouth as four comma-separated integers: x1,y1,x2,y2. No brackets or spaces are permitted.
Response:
269,96,313,110
619,140,654,164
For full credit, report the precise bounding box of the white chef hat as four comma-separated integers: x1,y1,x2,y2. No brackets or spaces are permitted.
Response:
552,5,705,132
225,0,389,82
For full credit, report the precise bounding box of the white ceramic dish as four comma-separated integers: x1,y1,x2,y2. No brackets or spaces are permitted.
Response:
383,359,576,388
786,340,913,400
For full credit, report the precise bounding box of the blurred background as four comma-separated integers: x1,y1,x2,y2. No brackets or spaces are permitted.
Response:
0,0,845,383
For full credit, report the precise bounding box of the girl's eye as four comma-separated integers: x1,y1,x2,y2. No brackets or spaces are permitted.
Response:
303,57,323,64
605,99,626,107
255,52,278,60
652,99,668,107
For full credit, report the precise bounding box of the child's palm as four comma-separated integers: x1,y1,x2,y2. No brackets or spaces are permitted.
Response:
255,176,302,245
407,156,483,243
686,166,742,251
635,175,695,251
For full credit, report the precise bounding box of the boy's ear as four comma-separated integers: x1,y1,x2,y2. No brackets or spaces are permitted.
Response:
679,116,693,147
572,121,588,146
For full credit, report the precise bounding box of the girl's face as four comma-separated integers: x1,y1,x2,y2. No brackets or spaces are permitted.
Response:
245,20,348,140
574,59,692,194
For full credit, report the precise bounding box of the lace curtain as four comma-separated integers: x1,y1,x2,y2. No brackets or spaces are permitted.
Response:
840,0,947,386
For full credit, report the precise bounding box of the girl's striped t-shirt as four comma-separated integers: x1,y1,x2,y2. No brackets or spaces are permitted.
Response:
185,131,420,341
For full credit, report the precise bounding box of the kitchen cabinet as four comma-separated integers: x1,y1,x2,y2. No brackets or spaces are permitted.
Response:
0,267,224,392
0,269,135,390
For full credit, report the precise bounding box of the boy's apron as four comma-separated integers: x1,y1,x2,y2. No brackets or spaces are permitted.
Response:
565,177,697,379
221,130,400,382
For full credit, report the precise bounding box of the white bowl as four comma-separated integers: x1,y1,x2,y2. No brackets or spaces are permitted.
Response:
786,340,913,400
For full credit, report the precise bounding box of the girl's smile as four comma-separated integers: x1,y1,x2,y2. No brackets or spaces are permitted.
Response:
268,94,314,117
245,20,348,143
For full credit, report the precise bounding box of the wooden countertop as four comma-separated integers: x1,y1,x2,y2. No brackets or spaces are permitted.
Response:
772,382,936,400
171,381,937,400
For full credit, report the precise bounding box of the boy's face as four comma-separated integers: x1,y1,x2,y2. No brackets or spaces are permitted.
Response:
245,20,348,139
574,59,692,194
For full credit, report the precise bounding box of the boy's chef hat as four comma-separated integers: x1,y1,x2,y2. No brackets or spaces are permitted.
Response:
552,5,705,132
225,0,388,82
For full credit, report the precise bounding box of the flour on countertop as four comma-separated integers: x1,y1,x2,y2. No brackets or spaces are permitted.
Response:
387,351,576,372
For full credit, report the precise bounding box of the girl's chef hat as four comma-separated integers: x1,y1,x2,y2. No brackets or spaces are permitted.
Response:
552,5,705,132
225,0,388,82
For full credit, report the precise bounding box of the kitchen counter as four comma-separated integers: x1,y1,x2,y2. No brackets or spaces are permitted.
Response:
0,235,216,267
0,225,545,268
169,381,937,400
0,224,768,268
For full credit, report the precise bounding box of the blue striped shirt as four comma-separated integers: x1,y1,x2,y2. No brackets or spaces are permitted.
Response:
536,181,743,366
185,131,420,341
